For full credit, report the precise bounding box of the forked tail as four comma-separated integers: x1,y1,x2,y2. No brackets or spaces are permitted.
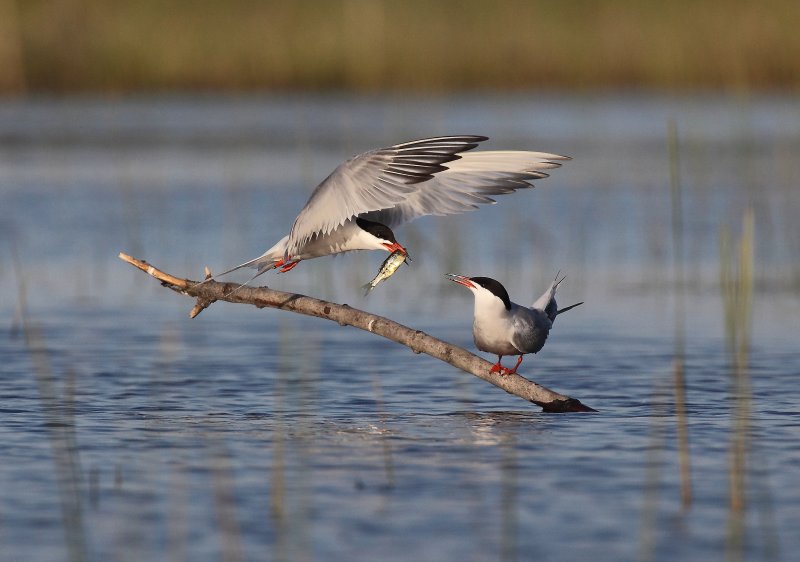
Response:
533,270,566,312
191,255,279,297
555,301,583,316
533,271,584,321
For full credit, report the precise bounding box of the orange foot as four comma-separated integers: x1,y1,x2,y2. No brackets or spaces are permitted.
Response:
505,356,524,375
279,260,300,273
274,258,300,273
490,355,519,376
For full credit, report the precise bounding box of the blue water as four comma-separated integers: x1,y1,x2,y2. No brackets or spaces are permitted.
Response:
1,94,799,561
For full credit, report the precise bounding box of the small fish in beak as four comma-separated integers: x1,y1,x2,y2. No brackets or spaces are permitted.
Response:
362,250,411,295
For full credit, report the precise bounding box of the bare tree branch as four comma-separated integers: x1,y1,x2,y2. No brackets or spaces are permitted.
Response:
119,253,596,413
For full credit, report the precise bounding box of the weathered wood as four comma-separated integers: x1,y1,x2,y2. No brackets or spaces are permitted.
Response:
119,253,596,413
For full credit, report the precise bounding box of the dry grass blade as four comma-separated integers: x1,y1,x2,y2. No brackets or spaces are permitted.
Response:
720,209,755,562
12,244,87,562
668,120,693,509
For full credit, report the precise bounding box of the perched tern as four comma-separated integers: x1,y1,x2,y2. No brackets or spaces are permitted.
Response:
447,273,583,375
206,135,569,288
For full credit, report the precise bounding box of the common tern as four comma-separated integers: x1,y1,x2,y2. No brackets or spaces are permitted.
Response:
206,135,569,288
447,273,583,375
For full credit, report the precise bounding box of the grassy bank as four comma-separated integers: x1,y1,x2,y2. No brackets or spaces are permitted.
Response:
2,0,799,94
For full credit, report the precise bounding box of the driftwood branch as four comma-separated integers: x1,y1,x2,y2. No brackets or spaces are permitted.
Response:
119,253,595,413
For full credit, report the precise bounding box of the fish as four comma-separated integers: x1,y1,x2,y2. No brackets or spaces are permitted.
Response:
362,250,410,295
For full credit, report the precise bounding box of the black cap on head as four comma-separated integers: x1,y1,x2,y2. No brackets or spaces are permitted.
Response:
470,277,511,310
356,217,397,243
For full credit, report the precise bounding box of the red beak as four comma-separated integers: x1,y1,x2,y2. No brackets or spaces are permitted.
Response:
447,274,475,289
383,242,407,255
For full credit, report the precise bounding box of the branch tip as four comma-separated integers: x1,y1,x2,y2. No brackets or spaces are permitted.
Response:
118,251,189,289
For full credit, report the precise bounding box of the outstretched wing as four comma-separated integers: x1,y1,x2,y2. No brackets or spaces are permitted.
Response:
361,150,570,228
285,135,487,257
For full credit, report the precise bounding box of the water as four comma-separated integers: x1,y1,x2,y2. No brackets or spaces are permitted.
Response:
1,93,798,561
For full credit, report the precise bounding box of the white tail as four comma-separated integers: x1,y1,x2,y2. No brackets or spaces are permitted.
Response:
531,271,583,321
532,271,565,311
193,235,289,288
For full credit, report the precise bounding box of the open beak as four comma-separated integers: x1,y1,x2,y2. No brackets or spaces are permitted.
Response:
383,242,408,256
446,273,475,289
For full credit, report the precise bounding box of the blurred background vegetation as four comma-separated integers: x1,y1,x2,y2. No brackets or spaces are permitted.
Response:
1,0,799,94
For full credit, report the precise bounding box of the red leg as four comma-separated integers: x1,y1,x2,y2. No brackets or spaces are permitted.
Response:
506,355,524,375
490,356,505,373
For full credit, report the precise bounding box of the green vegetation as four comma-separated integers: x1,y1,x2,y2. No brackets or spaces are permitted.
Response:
1,0,799,93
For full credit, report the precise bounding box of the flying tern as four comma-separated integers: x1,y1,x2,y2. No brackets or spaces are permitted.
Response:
207,135,569,288
447,273,583,375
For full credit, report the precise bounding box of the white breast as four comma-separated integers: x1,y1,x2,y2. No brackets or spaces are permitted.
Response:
294,220,387,259
471,291,520,356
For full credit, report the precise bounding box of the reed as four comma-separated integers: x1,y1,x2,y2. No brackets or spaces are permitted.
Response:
205,436,245,562
11,243,87,562
668,120,692,509
6,0,800,94
499,433,519,562
638,380,671,562
370,373,396,489
720,208,755,562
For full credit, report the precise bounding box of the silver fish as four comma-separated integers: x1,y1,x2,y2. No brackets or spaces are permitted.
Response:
362,250,410,295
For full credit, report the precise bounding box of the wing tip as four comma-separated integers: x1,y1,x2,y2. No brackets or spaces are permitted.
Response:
394,135,489,149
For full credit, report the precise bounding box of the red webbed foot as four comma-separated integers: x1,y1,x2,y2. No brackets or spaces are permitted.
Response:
274,257,300,273
279,260,299,273
490,356,509,375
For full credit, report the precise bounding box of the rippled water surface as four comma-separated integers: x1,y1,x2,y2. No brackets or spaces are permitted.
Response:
1,94,799,561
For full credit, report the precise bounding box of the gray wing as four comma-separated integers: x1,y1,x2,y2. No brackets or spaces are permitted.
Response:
511,307,552,355
285,135,487,257
362,150,570,228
